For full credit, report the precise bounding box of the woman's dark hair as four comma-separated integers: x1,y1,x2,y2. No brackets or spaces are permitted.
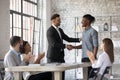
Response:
102,38,114,63
83,14,95,23
51,14,60,20
10,36,21,47
20,41,28,53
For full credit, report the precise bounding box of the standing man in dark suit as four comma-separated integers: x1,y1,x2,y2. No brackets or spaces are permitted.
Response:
47,14,80,80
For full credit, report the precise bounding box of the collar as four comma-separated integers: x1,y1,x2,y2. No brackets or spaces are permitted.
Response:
85,26,91,30
11,48,21,56
52,24,59,29
103,51,107,54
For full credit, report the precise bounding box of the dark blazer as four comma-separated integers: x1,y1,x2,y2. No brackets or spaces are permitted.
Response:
47,26,80,61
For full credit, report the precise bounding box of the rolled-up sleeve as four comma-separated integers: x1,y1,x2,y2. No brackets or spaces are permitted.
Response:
92,30,99,47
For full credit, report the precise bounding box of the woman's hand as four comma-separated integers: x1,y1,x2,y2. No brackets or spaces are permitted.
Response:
79,38,82,41
38,52,45,60
34,52,45,64
87,50,95,64
23,54,34,62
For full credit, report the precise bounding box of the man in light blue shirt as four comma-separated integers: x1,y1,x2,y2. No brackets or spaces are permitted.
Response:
71,14,99,78
72,14,98,59
4,36,30,80
4,36,52,80
82,26,98,59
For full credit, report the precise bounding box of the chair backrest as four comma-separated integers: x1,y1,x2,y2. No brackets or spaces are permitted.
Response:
0,60,5,80
89,68,100,79
100,66,111,80
89,66,111,80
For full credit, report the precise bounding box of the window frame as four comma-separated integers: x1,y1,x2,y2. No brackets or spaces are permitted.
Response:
10,0,41,54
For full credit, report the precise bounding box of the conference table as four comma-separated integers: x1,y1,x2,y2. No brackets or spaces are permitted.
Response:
5,62,91,80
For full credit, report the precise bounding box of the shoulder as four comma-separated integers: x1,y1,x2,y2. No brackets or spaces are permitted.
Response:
90,27,98,35
99,52,108,59
47,27,57,36
90,27,97,32
4,50,15,61
47,26,54,34
4,50,15,60
47,26,55,32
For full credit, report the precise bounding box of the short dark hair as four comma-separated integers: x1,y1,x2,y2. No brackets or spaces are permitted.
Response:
51,14,60,20
10,36,21,47
20,41,28,53
83,14,95,23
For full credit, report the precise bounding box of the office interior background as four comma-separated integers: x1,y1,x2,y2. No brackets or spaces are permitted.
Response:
0,0,120,79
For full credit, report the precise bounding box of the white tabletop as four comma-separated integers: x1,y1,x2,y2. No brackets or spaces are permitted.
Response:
5,62,91,80
5,62,91,72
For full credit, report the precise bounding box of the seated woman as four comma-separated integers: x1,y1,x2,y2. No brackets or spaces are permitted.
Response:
20,41,45,64
20,41,52,80
87,38,114,77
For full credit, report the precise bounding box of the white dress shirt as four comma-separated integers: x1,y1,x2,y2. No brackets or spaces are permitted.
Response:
92,52,112,75
52,24,62,39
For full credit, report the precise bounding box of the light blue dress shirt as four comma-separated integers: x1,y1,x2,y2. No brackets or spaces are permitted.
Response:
82,27,99,58
4,49,27,80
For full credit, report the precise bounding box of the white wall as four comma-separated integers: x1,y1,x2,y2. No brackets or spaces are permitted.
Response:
0,0,10,59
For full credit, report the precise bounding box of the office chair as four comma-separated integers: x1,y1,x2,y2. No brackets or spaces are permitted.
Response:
88,66,111,80
0,67,4,80
0,60,5,80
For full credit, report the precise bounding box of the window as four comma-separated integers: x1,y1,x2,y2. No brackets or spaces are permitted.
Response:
10,0,41,54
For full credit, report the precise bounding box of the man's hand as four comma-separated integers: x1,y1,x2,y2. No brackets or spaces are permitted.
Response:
67,45,73,50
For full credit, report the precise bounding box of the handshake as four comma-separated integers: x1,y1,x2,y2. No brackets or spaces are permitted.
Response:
66,38,82,50
66,45,74,50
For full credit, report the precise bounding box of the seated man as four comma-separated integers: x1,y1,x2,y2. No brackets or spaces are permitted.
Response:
4,36,52,80
4,36,30,80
